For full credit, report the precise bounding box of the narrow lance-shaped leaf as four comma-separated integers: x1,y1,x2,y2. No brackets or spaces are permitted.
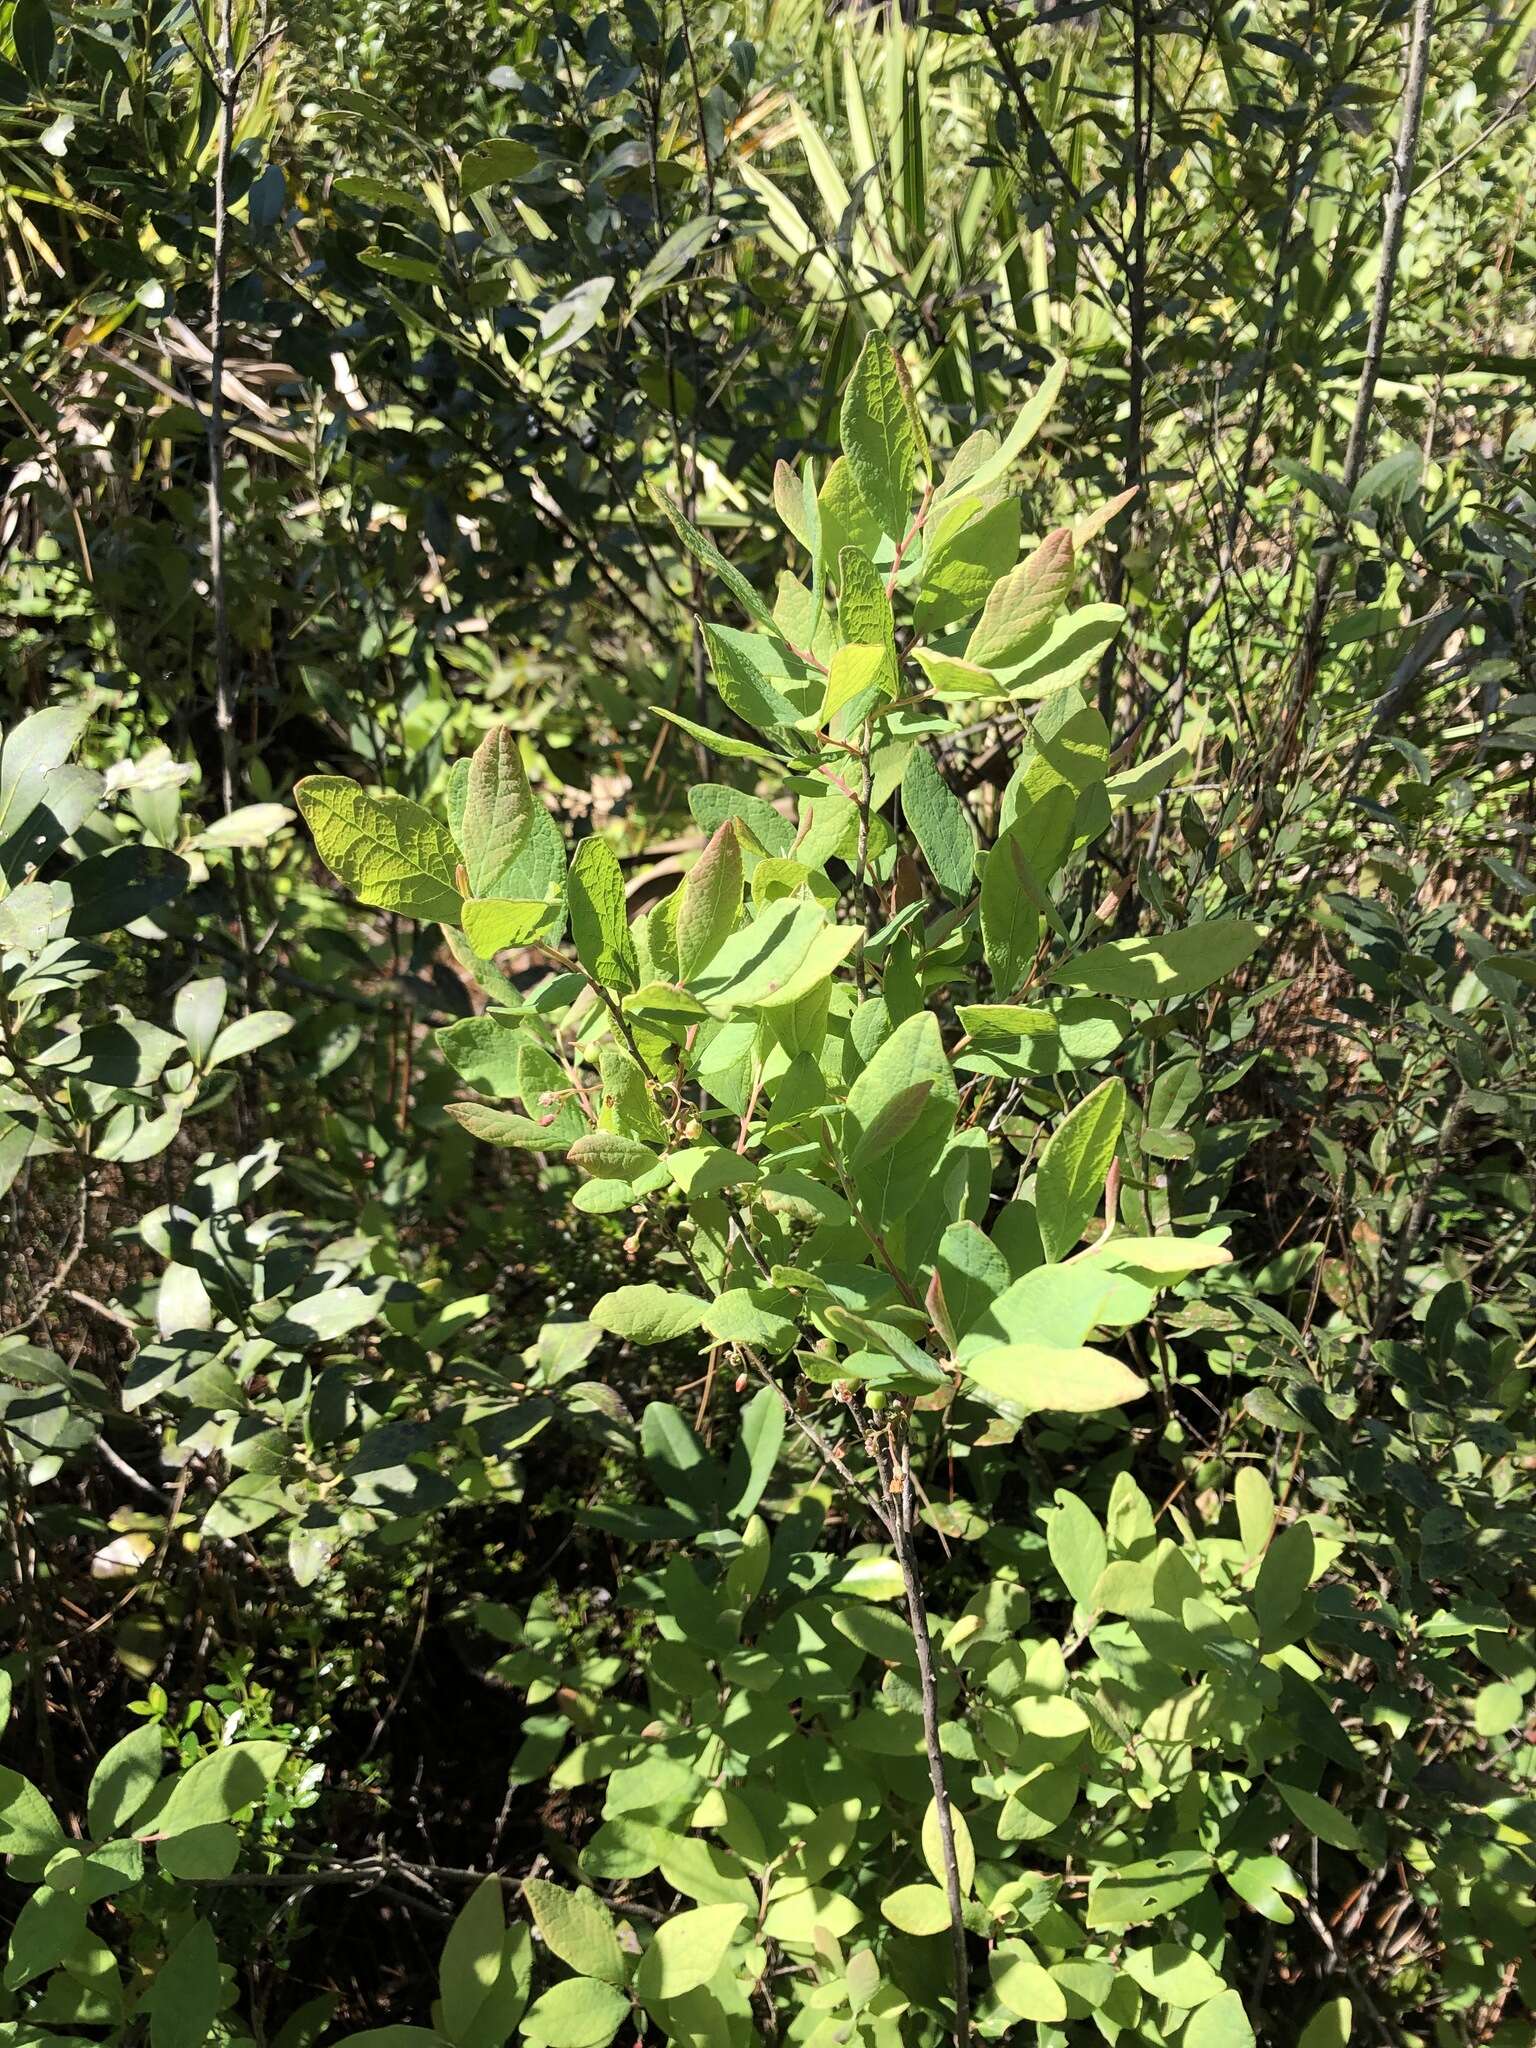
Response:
703,623,801,734
1036,1076,1126,1260
1051,919,1263,1001
655,490,777,630
965,528,1075,669
803,458,825,638
962,355,1068,496
461,727,536,897
568,837,638,994
901,746,975,899
839,332,916,543
980,785,1074,997
676,821,743,981
838,546,895,653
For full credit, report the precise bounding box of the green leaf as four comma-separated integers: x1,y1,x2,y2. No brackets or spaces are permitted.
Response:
1224,1851,1306,1923
837,547,895,652
962,1260,1153,1358
773,458,809,546
295,777,462,924
850,1078,936,1168
843,1010,957,1225
590,1285,707,1345
916,499,1021,634
333,174,433,217
568,838,637,993
518,1977,628,2048
965,530,1074,668
1047,1490,1107,1608
448,754,565,910
817,455,883,576
1298,1998,1353,2048
87,1722,163,1838
980,786,1074,997
920,1799,974,1895
1234,1466,1275,1559
1473,1680,1524,1738
147,1919,221,2048
819,642,892,726
631,214,717,312
567,1133,655,1181
1079,1236,1231,1280
726,1385,786,1519
461,728,537,898
0,1768,65,1856
956,1003,1056,1043
0,700,88,848
10,0,54,89
1086,1851,1212,1930
1005,603,1125,699
206,1010,294,1070
1051,920,1262,1001
331,2033,447,2048
640,1402,722,1521
634,1902,747,2002
461,139,539,193
1273,1781,1362,1852
934,1220,1008,1342
66,845,189,935
462,900,557,955
655,707,782,771
521,1880,626,1987
690,785,794,857
150,1740,287,1837
839,332,915,542
1036,1077,1125,1260
1185,1990,1257,2048
1253,1522,1315,1649
901,747,974,899
961,357,1067,495
990,1942,1067,2023
703,624,801,734
961,1344,1146,1414
437,1017,530,1098
880,1883,951,1935
703,1290,798,1358
447,1103,562,1148
676,822,743,980
1121,1944,1227,2008
693,901,859,1015
913,648,1001,700
724,1513,771,1611
655,493,777,631
157,1824,239,1880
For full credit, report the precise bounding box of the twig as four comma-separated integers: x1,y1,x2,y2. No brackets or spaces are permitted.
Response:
1277,0,1436,753
888,1426,971,2047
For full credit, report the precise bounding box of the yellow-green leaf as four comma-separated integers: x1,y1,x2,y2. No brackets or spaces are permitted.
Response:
296,777,462,924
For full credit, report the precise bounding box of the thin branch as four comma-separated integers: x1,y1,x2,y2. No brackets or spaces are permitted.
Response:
1277,0,1436,752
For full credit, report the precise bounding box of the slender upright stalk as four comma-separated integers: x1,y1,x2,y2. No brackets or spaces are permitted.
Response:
1279,0,1435,750
201,0,257,1016
864,1415,969,2047
1097,0,1152,725
208,0,237,822
897,1510,971,2047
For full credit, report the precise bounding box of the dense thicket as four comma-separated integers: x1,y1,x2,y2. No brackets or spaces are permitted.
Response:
1,2,1534,2046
